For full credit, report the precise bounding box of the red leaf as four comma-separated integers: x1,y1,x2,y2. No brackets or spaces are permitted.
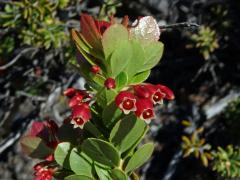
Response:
80,13,102,50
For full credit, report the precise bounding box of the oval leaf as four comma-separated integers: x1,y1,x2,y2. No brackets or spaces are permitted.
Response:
125,143,154,173
102,102,122,128
69,148,93,177
94,164,112,180
82,138,120,167
102,24,129,59
54,142,72,169
110,115,147,153
130,70,151,84
116,71,128,90
64,175,93,180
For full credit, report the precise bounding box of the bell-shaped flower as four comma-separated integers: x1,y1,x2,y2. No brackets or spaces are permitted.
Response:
115,91,137,114
155,84,175,100
71,103,91,129
133,85,151,99
135,98,155,123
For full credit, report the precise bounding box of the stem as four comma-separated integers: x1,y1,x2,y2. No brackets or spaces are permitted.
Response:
159,22,200,30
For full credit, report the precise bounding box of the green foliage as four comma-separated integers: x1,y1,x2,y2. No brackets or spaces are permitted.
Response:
181,128,212,167
54,142,72,169
125,143,154,174
188,26,219,60
82,138,121,167
0,36,15,58
110,115,147,154
212,145,240,178
0,0,69,49
65,175,93,180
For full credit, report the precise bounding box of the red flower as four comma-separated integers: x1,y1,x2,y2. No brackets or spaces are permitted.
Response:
155,84,175,100
63,88,77,98
33,162,54,180
68,93,84,108
115,91,137,114
104,78,116,89
91,65,101,74
133,85,151,99
135,99,155,123
71,103,91,128
143,84,165,104
29,120,59,149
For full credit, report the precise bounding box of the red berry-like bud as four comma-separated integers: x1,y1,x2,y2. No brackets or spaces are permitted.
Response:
71,103,91,128
133,85,151,99
63,88,77,97
156,84,175,100
135,99,155,123
104,78,116,89
115,91,137,114
91,65,101,74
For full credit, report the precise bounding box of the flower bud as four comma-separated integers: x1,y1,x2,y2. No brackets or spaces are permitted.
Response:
91,65,101,74
104,78,116,89
135,99,155,123
115,91,137,114
71,103,91,128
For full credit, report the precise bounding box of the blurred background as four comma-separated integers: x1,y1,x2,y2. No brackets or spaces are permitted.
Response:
0,0,240,179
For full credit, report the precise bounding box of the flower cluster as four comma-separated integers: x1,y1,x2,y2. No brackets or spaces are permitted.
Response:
33,162,55,180
64,88,92,128
115,83,174,122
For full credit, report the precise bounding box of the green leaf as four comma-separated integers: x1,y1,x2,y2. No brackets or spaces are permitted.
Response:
69,148,93,177
84,121,103,138
89,73,105,86
71,29,103,60
109,40,132,77
94,164,112,180
96,89,117,108
54,142,72,169
140,42,164,72
102,24,129,59
125,143,154,173
102,102,122,128
116,72,128,90
111,168,128,180
110,115,147,153
122,125,149,158
20,136,53,159
130,70,151,84
57,124,80,145
64,175,93,180
82,138,120,167
105,89,117,104
125,40,146,78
